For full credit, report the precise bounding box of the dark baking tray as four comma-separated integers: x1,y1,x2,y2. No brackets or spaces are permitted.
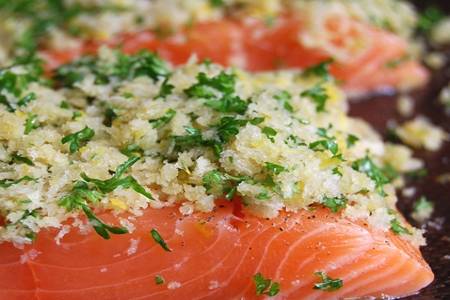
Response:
350,2,449,298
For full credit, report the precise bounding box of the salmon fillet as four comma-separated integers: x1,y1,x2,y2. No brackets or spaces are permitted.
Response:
41,16,428,95
0,202,433,300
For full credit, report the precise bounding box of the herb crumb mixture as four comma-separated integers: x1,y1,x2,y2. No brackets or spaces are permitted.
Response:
0,47,423,244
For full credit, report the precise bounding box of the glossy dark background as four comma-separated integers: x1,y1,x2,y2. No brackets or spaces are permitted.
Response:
349,1,449,298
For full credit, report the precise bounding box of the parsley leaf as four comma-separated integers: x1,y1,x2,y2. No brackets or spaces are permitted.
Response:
55,50,170,87
0,176,36,188
253,273,280,297
17,92,36,107
80,156,153,200
202,170,248,200
59,181,129,240
209,0,224,7
262,127,277,143
11,153,34,166
302,59,334,81
82,204,129,239
172,126,204,153
274,90,294,112
155,78,174,99
301,84,329,112
309,127,339,156
120,144,144,158
61,126,95,153
346,134,359,148
390,218,412,235
185,71,248,114
150,228,171,252
265,162,286,175
155,275,165,285
103,107,117,127
24,113,40,134
322,196,347,213
417,6,444,34
149,109,176,129
352,156,390,196
313,271,343,291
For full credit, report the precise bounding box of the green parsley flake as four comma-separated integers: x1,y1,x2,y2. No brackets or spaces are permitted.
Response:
184,71,248,114
103,107,118,127
0,176,36,188
61,126,95,153
346,134,359,148
81,156,154,200
322,196,347,213
11,153,34,166
309,127,339,157
313,271,343,292
24,113,40,134
253,273,280,297
390,218,412,235
202,170,247,200
352,156,390,196
155,78,174,99
265,162,286,175
149,109,176,129
301,84,328,112
155,275,165,285
150,228,171,252
58,181,128,240
262,127,277,143
274,90,294,112
302,59,334,81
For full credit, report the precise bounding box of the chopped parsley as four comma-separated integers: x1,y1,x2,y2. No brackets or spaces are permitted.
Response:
301,84,329,112
253,273,280,297
50,156,146,237
61,126,95,153
202,170,247,200
171,126,204,153
352,156,390,196
405,168,428,180
11,153,34,166
17,92,36,107
0,176,36,188
313,271,343,291
209,0,224,7
184,71,248,114
55,50,170,87
390,218,411,235
309,127,339,157
322,196,347,213
149,109,176,129
155,275,165,285
120,144,144,158
155,78,174,99
150,228,171,252
302,59,334,81
103,107,118,127
274,90,294,112
24,113,40,134
265,162,286,175
285,135,305,148
256,191,270,200
417,6,445,34
332,167,342,177
58,182,128,239
80,156,154,200
262,126,277,143
346,134,359,148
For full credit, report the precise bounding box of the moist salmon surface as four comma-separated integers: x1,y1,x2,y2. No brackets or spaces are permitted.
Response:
0,203,433,300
